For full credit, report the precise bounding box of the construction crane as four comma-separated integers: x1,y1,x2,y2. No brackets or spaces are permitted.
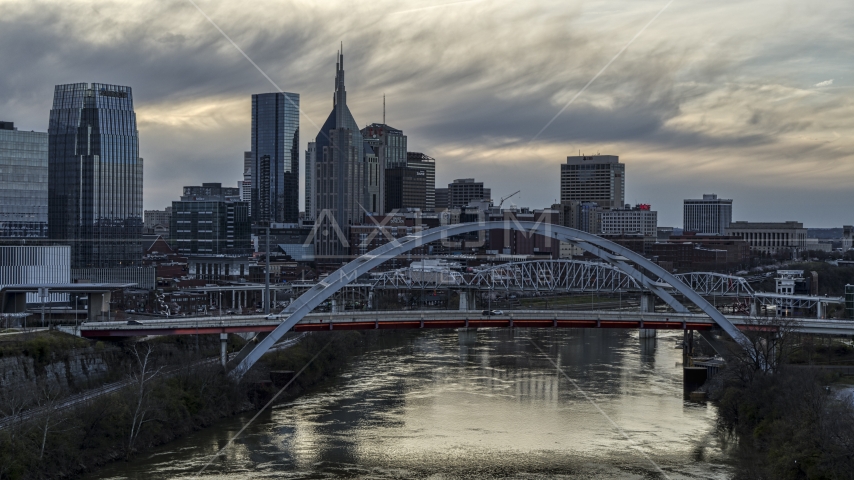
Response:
497,190,520,209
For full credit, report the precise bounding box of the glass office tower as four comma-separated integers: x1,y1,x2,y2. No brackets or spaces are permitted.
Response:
251,92,300,225
0,122,48,238
48,83,143,268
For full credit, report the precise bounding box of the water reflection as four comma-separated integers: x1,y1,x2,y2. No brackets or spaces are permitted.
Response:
91,328,730,479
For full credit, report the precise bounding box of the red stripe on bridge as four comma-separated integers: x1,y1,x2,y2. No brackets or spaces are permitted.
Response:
80,318,714,338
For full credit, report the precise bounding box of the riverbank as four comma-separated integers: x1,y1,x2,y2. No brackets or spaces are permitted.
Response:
711,366,854,478
0,330,406,480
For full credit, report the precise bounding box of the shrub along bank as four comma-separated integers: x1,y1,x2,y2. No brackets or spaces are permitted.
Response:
0,330,395,480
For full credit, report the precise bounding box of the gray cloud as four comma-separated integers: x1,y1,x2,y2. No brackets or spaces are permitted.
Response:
0,0,852,227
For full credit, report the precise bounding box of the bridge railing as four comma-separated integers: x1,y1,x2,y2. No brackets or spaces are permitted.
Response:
672,272,755,297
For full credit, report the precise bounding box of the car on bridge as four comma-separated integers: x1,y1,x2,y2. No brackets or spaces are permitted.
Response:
481,310,504,316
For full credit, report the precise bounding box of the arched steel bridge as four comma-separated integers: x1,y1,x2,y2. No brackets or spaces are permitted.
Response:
370,259,756,297
228,221,756,379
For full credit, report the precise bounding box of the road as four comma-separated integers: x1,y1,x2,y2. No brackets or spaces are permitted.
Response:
78,309,854,337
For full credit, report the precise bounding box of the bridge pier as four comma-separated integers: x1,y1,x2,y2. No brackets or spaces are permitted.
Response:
458,291,475,311
220,333,228,369
88,292,110,322
458,327,477,345
639,293,656,338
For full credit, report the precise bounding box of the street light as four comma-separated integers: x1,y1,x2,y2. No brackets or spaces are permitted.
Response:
488,269,492,313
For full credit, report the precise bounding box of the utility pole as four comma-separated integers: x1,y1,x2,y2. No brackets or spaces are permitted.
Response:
265,226,270,315
488,275,492,313
421,259,425,311
38,287,48,328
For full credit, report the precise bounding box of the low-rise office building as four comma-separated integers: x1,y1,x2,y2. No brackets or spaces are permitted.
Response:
434,188,449,211
667,233,750,269
0,245,69,302
649,242,727,273
683,194,732,235
554,201,603,234
349,215,429,259
171,183,251,255
186,255,253,282
144,207,172,238
487,209,561,259
448,178,491,209
725,221,807,255
599,204,658,237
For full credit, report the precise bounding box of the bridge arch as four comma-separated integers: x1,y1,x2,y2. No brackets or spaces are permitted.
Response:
230,221,751,378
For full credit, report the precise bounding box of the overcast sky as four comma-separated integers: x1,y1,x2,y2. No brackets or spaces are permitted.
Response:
1,0,852,227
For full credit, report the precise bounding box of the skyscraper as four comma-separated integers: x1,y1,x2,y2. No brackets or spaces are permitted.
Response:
683,194,733,235
313,47,366,258
385,166,427,211
448,178,491,209
239,151,252,216
0,121,48,238
304,142,316,220
48,83,143,268
560,155,625,209
363,141,383,214
361,123,407,167
406,152,435,211
361,123,408,216
251,92,300,225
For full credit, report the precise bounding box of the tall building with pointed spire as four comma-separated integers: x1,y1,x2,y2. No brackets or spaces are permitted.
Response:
304,142,316,221
312,46,366,259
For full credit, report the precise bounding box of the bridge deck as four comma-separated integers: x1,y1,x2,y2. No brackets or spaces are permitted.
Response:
77,310,854,337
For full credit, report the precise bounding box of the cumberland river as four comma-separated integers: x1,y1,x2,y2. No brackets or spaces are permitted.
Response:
93,329,731,479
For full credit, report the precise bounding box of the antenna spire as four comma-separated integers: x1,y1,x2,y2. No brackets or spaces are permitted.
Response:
383,94,386,124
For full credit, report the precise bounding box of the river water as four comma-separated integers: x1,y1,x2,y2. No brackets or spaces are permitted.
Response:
92,328,731,479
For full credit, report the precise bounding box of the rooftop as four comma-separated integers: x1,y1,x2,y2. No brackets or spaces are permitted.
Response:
728,221,804,229
565,154,620,165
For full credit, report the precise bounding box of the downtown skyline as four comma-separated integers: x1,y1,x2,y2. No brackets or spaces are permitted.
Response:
1,0,852,227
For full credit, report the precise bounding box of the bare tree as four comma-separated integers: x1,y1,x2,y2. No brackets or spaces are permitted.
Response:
32,381,66,460
727,314,800,383
125,344,160,459
0,385,31,442
821,394,854,475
